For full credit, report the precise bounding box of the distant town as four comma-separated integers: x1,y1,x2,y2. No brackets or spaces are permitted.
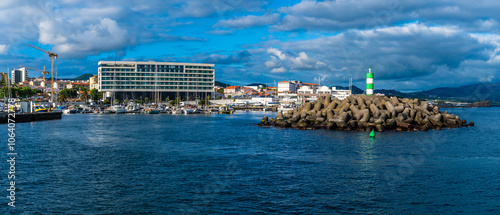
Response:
2,60,497,110
3,61,354,107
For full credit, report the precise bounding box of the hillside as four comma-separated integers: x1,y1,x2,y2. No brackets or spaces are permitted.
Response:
215,81,231,87
375,82,500,102
73,73,95,80
334,85,364,94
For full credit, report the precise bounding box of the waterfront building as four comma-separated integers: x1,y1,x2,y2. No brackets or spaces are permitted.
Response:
98,61,215,101
297,85,351,103
278,81,303,92
331,87,351,100
277,91,298,103
11,67,27,84
317,86,332,94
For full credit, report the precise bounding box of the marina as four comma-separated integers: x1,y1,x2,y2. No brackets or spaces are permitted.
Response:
1,108,498,214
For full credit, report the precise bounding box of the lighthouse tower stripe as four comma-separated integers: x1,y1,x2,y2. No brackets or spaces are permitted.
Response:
366,66,373,96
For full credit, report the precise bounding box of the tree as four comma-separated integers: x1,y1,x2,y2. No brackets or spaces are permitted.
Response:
217,95,222,100
217,88,224,94
207,95,211,100
198,99,205,106
103,99,109,104
60,89,77,98
80,87,89,104
186,97,191,101
227,95,231,99
170,97,180,106
165,97,170,102
90,89,100,101
145,97,150,103
134,99,141,104
114,99,119,104
56,95,67,104
124,99,128,104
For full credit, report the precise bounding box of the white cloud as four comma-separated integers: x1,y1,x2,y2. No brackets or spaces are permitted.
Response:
216,13,280,29
270,67,286,73
266,47,326,71
274,0,500,33
0,44,10,54
38,18,132,58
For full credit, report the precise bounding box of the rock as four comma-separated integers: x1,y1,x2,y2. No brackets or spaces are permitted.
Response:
257,95,471,131
429,114,444,127
469,121,475,127
276,112,284,120
326,122,336,130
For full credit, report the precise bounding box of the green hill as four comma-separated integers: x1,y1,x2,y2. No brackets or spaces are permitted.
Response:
215,81,231,87
73,73,95,80
375,82,500,102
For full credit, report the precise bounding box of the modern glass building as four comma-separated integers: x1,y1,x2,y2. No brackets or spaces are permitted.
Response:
98,61,215,101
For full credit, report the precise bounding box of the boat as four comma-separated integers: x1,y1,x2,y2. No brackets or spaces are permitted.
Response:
184,108,194,115
144,108,160,114
126,104,140,113
109,105,126,114
171,108,183,115
63,109,77,114
35,107,48,112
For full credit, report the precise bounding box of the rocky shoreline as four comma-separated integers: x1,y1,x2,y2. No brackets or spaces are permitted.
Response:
258,95,474,131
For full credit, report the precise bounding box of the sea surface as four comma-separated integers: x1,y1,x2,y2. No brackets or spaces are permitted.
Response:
1,108,500,214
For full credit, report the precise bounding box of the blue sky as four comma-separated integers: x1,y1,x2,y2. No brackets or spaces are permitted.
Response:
1,0,499,91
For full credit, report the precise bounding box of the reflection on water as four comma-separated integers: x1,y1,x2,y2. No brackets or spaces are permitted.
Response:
1,109,499,214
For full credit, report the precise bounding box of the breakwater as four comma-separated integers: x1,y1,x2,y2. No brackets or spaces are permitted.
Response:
258,95,473,131
0,112,62,124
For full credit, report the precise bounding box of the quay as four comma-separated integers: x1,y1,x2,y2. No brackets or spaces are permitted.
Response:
232,106,277,112
0,112,62,124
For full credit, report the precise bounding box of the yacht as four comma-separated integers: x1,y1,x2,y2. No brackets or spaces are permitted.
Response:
109,105,126,114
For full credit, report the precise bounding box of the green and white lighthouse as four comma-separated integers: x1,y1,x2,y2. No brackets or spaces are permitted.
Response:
366,66,374,96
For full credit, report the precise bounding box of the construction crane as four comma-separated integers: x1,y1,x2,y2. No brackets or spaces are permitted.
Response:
20,65,49,81
27,44,58,103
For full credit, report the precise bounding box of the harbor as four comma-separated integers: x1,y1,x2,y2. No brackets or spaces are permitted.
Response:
0,112,62,123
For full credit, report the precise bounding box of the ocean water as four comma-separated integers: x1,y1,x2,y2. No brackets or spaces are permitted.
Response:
1,108,499,214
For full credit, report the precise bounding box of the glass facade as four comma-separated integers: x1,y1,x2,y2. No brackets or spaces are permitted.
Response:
98,61,215,93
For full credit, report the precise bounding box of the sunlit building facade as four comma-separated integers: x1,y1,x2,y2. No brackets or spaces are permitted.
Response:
98,61,215,101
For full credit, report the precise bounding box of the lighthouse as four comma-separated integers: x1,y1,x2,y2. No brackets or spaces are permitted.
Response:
366,66,374,96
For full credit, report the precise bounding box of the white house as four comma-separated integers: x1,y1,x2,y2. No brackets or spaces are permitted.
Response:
331,87,351,100
278,81,302,92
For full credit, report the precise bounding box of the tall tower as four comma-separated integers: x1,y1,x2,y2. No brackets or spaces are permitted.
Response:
366,66,373,96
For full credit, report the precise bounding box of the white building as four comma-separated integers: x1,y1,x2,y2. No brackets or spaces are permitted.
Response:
278,81,301,92
297,85,317,94
54,81,70,90
317,86,332,94
331,87,351,100
98,61,215,101
11,68,27,84
277,91,298,102
244,83,266,90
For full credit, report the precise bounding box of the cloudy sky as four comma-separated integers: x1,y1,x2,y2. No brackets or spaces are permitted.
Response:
1,0,499,91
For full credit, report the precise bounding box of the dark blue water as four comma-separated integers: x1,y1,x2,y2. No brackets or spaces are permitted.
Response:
1,108,499,214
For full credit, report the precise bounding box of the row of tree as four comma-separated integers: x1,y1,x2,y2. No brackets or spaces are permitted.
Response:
57,87,103,104
0,86,43,99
